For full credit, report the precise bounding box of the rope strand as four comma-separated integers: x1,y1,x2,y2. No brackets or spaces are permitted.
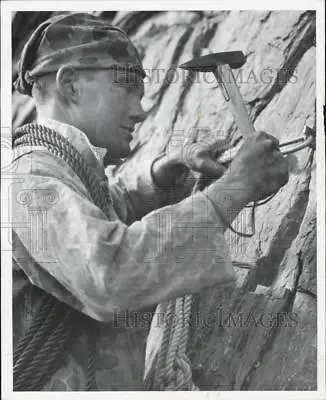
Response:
13,291,55,365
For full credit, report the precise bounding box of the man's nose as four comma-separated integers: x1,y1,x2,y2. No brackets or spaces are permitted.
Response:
130,101,146,124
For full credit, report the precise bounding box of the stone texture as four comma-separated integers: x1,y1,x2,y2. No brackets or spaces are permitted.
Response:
12,10,317,391
247,292,317,390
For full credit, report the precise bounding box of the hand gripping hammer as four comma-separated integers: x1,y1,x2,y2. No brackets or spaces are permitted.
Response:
179,51,315,165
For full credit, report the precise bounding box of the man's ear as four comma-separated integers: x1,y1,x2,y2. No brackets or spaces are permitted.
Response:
55,66,80,103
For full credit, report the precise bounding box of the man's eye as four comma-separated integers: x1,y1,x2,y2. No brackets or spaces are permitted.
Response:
116,80,142,95
114,80,129,88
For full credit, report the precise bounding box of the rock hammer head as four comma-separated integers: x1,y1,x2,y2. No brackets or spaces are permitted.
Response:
179,51,246,71
179,50,255,135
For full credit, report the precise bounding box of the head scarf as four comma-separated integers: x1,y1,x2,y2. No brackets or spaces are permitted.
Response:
14,12,146,96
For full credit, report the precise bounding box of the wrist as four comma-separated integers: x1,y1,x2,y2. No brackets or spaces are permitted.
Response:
217,174,254,204
205,176,252,227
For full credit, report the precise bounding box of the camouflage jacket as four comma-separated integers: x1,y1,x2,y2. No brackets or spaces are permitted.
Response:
12,117,235,391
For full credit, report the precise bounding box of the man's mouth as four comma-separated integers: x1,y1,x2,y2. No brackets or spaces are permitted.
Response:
121,126,134,141
121,126,134,132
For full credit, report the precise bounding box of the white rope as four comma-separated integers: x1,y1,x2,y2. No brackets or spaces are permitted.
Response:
148,294,199,390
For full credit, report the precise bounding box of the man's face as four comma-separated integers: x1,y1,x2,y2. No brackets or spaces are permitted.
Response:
76,69,146,159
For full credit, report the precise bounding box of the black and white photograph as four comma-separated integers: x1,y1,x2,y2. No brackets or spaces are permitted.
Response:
1,1,325,398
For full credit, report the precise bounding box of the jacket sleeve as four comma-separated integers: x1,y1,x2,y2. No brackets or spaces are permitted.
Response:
107,158,194,224
12,152,235,323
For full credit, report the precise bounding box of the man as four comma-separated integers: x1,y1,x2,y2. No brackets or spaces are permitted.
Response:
12,13,289,391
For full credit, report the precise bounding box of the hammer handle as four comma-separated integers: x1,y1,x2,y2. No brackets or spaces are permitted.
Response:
214,64,255,136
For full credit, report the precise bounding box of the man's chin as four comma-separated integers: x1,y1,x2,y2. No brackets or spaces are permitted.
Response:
118,144,131,158
103,146,130,166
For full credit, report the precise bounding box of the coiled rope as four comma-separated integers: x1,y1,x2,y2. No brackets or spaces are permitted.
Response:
147,295,199,390
12,123,112,391
13,123,112,219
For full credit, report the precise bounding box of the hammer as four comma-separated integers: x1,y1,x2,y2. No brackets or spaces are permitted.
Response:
179,51,254,137
179,51,315,167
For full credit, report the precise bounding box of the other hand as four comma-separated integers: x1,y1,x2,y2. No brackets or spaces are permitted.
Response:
223,131,289,202
181,137,231,179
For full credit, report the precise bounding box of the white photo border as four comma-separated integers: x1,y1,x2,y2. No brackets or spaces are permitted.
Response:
1,1,325,399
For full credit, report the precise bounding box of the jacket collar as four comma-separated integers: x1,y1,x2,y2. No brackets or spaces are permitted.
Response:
37,116,107,175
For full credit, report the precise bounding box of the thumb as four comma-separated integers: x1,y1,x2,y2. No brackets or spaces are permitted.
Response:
208,139,232,157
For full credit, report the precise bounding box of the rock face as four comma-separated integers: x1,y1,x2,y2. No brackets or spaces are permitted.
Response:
12,10,317,390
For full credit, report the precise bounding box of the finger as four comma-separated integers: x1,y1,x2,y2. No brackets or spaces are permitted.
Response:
265,148,286,168
285,154,299,174
210,139,233,157
183,142,203,169
273,148,288,164
267,156,289,193
277,156,290,186
200,139,231,160
197,158,227,177
258,131,280,149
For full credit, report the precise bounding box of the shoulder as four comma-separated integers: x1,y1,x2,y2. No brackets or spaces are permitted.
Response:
12,147,91,199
